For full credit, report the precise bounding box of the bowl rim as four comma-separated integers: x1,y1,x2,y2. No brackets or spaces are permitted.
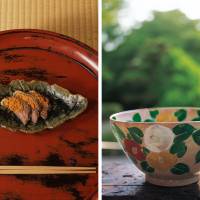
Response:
110,106,200,124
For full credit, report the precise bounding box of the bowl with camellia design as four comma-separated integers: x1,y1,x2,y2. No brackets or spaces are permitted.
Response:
110,107,200,187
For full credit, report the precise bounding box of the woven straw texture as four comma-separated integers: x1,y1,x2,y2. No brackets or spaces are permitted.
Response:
0,0,98,49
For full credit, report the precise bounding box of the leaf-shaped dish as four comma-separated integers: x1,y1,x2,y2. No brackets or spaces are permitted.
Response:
0,80,88,133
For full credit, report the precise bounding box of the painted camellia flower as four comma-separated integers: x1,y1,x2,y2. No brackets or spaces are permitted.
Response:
124,139,145,161
144,125,174,152
146,151,177,171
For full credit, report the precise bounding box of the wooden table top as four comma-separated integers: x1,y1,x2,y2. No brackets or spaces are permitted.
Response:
102,156,200,200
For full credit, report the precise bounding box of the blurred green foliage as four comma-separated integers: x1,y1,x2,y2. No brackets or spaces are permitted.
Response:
102,102,123,121
103,4,200,116
102,0,123,45
102,1,200,147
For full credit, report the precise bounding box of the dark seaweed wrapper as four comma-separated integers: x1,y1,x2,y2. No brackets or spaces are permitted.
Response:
0,80,88,133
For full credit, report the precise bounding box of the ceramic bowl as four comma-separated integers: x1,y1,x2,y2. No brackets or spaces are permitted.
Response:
110,107,200,187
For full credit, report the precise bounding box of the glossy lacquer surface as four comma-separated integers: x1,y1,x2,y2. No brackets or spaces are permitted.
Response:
0,29,98,200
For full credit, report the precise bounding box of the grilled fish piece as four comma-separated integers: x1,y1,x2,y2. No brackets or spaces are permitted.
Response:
29,90,49,119
14,91,40,124
1,96,31,125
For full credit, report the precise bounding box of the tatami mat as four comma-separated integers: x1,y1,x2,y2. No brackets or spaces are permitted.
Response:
0,0,98,49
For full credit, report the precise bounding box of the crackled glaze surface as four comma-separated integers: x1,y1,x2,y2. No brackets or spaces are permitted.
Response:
111,107,200,186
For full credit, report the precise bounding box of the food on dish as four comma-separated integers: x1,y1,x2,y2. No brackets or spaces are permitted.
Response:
29,90,49,120
1,96,31,125
13,91,41,124
0,80,88,133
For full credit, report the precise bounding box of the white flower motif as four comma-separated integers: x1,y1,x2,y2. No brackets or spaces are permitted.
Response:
144,125,174,152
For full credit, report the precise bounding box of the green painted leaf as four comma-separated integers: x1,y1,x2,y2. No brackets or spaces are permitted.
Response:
173,124,195,135
127,134,132,140
174,132,191,143
171,163,189,175
140,161,154,173
195,151,200,163
192,129,200,145
130,135,142,144
177,146,187,158
170,142,187,158
112,116,116,120
143,147,150,155
149,110,159,119
112,125,125,141
128,127,143,137
192,110,200,121
144,119,155,122
128,127,143,144
132,113,141,122
192,117,200,121
174,109,187,121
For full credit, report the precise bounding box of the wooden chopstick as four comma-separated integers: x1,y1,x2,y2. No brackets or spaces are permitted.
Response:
0,166,96,174
0,166,96,170
0,170,96,174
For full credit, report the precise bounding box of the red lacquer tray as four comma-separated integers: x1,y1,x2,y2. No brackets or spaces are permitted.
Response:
0,29,98,200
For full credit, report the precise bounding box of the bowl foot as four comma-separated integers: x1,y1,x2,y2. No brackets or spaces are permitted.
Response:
146,174,199,187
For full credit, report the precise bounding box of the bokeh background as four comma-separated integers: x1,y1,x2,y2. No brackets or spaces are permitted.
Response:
102,0,200,146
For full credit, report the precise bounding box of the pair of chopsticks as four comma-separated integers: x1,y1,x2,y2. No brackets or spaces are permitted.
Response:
0,166,96,174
